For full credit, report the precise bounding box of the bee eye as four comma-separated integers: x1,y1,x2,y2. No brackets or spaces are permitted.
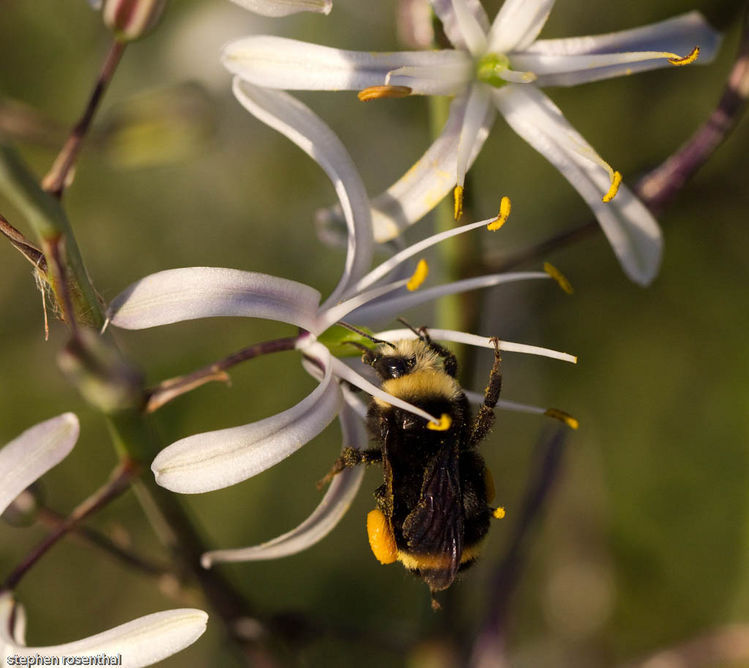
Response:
375,356,409,379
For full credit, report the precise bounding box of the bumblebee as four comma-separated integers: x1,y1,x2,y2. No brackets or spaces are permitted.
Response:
321,327,504,608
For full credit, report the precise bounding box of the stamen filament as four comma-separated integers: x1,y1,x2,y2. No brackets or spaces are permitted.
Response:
357,85,412,101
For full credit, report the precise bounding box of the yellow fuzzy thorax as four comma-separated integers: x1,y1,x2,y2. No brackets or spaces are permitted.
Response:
377,370,461,406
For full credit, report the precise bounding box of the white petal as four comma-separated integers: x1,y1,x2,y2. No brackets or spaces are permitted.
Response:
386,51,473,95
494,86,662,284
515,12,721,87
430,0,489,50
228,0,331,16
201,395,366,565
488,0,555,53
0,593,207,668
108,267,321,331
375,328,577,363
224,36,461,91
0,414,78,515
317,93,495,243
457,85,493,187
447,0,488,57
152,345,342,493
232,80,373,306
349,271,551,323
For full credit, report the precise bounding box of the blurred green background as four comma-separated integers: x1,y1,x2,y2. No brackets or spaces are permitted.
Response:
1,1,747,666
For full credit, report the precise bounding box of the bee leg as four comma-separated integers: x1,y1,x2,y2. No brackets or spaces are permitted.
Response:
418,328,459,378
317,447,382,489
468,337,502,447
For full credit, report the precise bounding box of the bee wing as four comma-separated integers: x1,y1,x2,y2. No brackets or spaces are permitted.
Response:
402,446,463,589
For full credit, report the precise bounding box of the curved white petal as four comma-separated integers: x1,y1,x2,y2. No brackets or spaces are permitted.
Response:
228,0,331,16
386,52,473,95
0,593,207,668
375,328,577,363
232,80,373,305
448,0,488,57
457,85,493,187
488,0,555,53
0,413,79,515
349,271,550,323
494,86,662,284
108,267,321,331
429,0,490,49
152,346,342,493
515,12,721,87
201,395,366,565
224,36,459,91
317,93,495,243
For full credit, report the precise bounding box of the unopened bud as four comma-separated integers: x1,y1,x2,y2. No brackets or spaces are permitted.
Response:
102,0,166,41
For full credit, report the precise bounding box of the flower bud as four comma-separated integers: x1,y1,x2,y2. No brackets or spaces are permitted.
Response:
102,0,166,41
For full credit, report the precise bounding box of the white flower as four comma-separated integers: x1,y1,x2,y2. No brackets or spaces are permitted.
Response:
0,593,208,668
0,416,209,666
228,0,331,17
222,1,721,284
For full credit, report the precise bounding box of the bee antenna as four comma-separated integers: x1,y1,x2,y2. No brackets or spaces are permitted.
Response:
338,321,396,349
396,317,427,341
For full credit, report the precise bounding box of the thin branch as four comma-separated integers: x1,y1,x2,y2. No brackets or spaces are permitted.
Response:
0,213,47,273
145,336,300,412
468,428,568,667
42,40,126,198
1,459,140,592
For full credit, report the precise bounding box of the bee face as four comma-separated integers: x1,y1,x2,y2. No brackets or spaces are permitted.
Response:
365,339,445,381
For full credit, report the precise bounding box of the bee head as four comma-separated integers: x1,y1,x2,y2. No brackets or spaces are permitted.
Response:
365,339,441,380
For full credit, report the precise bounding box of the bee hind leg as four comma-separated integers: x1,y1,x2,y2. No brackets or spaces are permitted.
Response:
468,337,502,447
317,447,382,489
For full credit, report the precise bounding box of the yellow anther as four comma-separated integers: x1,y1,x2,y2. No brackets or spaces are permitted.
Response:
492,507,506,520
668,46,700,66
358,85,412,101
602,170,622,203
487,196,511,231
544,408,579,430
406,259,429,291
427,413,452,431
543,262,574,295
367,509,398,564
453,184,464,220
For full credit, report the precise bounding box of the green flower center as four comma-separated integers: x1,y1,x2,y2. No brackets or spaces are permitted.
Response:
476,53,511,88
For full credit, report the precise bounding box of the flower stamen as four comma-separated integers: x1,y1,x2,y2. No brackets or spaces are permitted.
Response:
453,184,464,220
358,85,412,101
427,413,452,431
487,196,511,231
603,170,623,203
406,259,429,291
492,507,506,520
543,262,574,295
668,46,700,66
544,408,579,430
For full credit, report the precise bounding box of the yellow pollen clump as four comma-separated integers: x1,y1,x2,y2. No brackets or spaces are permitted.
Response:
602,170,622,203
367,509,398,564
487,196,511,231
668,46,700,66
453,185,464,220
427,413,452,431
543,262,574,295
357,85,412,101
493,507,506,520
545,408,579,430
407,259,429,291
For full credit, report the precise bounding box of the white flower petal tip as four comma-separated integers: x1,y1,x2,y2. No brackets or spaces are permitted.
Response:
0,593,207,668
228,0,332,17
108,267,321,332
151,360,342,494
0,413,79,516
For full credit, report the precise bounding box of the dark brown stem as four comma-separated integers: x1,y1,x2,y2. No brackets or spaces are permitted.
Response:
145,336,300,412
42,39,126,198
468,428,568,666
1,459,140,592
34,504,170,578
483,7,749,274
0,212,47,273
